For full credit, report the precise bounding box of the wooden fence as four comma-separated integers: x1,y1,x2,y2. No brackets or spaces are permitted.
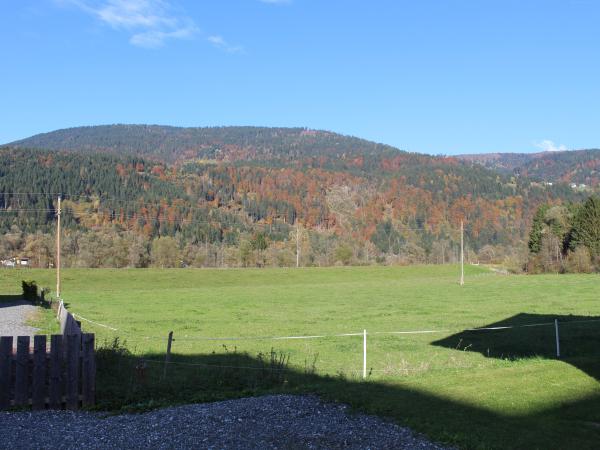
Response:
57,300,82,336
0,301,96,410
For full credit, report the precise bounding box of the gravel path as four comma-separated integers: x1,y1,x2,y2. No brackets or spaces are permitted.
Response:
0,300,39,337
0,394,449,450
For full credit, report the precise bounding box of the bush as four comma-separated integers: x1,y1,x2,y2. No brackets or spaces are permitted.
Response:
564,247,594,273
503,255,525,274
21,280,38,301
334,244,353,265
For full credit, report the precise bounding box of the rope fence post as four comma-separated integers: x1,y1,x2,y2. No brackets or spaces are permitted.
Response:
554,319,560,358
163,331,173,380
363,329,367,379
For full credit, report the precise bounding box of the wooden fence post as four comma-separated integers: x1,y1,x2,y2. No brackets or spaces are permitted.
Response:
15,336,30,407
82,334,95,407
49,335,63,409
0,337,13,409
32,335,47,410
66,334,81,410
163,331,173,380
555,319,561,358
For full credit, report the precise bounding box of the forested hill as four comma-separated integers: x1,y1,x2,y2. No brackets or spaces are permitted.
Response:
7,124,572,197
8,125,403,164
0,125,590,269
457,149,600,187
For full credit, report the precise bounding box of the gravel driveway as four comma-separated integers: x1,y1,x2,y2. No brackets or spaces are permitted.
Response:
0,299,39,338
0,395,449,449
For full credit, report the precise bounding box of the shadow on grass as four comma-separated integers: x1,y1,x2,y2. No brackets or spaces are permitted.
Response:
95,336,600,450
432,313,600,381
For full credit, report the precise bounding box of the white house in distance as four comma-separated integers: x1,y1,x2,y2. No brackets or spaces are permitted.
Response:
1,257,30,268
1,258,15,268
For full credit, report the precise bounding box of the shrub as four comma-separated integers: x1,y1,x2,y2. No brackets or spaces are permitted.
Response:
21,280,38,301
564,247,593,273
335,244,353,265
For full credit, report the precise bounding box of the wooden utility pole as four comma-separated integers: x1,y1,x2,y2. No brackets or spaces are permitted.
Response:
460,220,464,286
56,195,61,298
296,222,300,268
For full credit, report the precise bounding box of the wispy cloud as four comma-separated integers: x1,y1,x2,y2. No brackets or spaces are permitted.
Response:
534,139,568,152
131,25,198,48
60,0,199,48
207,35,243,53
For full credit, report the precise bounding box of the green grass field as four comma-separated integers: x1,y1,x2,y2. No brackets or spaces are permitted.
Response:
1,265,599,449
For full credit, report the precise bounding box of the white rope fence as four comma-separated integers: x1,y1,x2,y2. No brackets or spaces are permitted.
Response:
66,308,600,379
72,313,119,331
92,318,600,342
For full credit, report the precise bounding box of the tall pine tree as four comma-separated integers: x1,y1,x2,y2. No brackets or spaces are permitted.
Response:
570,196,600,257
528,204,549,254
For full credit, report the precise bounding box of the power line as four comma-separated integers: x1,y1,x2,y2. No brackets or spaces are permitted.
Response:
0,207,292,231
0,207,444,233
1,195,485,234
0,192,70,196
0,209,56,213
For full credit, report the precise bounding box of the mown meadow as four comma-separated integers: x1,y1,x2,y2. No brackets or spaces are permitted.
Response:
1,265,599,449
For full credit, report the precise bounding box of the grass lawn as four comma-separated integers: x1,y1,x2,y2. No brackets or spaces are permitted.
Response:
1,265,599,449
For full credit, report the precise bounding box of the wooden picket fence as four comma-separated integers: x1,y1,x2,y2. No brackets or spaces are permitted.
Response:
0,301,96,410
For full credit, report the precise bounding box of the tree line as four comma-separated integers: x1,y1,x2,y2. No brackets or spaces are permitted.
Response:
528,196,600,273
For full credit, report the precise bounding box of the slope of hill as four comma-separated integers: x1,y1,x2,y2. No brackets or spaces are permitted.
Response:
0,126,589,268
6,125,569,199
457,149,600,187
8,125,402,164
456,153,534,173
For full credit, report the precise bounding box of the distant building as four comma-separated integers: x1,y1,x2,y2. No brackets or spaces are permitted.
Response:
570,183,589,191
1,258,15,268
1,257,31,268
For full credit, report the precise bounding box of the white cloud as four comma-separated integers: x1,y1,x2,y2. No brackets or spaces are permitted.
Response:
207,35,243,53
131,25,198,48
61,0,198,48
534,140,568,152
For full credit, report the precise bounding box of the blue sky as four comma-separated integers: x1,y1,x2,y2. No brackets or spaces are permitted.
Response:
1,0,599,155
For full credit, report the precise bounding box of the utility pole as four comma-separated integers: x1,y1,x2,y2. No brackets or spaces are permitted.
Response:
296,221,300,268
56,195,61,299
460,220,464,286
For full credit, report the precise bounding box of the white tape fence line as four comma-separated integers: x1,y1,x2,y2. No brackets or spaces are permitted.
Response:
59,311,600,377
72,313,119,331
68,313,600,343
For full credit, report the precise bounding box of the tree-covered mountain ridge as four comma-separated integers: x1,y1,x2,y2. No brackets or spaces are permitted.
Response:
13,125,600,190
457,149,600,187
8,124,406,164
0,125,590,269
